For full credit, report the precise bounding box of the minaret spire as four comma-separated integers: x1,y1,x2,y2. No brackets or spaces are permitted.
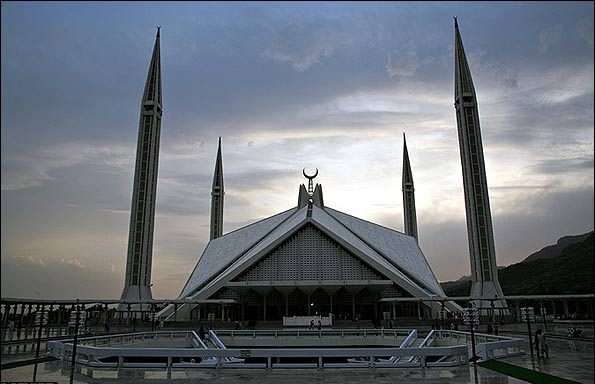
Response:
210,137,224,240
402,133,418,241
454,19,506,310
120,28,163,308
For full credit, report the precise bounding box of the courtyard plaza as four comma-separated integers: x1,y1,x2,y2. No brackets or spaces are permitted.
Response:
1,333,592,384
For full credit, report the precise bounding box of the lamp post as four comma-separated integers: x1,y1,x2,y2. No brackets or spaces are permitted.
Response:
32,305,48,382
540,302,547,331
463,306,479,363
520,306,535,360
69,300,83,384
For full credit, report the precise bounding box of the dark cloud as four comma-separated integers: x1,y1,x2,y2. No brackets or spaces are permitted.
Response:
531,157,594,175
491,185,553,191
483,87,593,150
1,254,123,299
229,169,298,190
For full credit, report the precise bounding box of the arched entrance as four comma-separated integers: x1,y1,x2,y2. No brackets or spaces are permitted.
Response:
287,288,308,316
310,288,331,316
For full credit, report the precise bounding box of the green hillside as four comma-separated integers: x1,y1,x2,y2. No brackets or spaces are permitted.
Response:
441,232,594,296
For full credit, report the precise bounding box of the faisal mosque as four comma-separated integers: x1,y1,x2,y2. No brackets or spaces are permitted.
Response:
118,19,507,322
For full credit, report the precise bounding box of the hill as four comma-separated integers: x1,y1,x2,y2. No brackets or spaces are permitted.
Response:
522,231,592,263
441,231,594,296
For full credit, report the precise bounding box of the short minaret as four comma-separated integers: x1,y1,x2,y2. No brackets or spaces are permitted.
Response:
402,133,418,241
454,18,505,307
120,28,162,306
210,137,224,240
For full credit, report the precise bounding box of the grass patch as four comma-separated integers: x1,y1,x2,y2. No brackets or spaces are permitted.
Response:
478,359,581,384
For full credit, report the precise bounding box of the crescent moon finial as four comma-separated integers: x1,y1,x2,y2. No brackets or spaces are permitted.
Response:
303,168,318,180
302,168,318,196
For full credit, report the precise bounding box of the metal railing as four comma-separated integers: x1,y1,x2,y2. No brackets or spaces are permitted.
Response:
214,328,412,339
46,329,523,370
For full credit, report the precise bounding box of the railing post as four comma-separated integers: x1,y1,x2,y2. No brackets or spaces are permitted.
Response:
0,303,8,342
19,304,25,342
32,304,46,382
318,356,323,369
46,303,54,338
69,301,81,384
267,356,272,369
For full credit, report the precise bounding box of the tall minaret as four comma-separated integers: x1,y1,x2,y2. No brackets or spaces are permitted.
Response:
210,137,224,240
120,28,162,306
454,18,505,307
402,133,418,241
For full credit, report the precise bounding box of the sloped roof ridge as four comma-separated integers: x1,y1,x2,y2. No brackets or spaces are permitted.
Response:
183,206,304,298
177,207,297,297
325,206,409,237
178,242,212,297
322,206,441,295
213,207,297,241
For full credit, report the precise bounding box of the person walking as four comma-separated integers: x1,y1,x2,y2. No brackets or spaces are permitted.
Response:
534,329,542,358
7,320,15,340
538,330,549,359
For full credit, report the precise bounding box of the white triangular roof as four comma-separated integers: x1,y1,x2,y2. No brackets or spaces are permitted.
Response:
177,205,447,302
325,208,444,294
179,207,297,298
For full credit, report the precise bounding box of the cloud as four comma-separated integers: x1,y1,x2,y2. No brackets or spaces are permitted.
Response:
538,24,563,54
385,49,418,78
501,76,519,89
530,157,594,175
1,253,123,299
1,142,133,191
405,185,594,282
490,185,553,191
481,64,594,152
1,3,593,299
576,16,594,47
262,39,335,72
261,19,349,72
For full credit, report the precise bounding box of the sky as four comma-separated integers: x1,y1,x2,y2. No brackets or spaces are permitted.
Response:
1,2,593,299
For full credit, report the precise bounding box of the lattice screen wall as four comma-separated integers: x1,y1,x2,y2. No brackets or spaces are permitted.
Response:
234,224,386,281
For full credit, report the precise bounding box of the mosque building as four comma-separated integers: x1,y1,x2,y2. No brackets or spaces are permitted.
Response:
118,20,506,321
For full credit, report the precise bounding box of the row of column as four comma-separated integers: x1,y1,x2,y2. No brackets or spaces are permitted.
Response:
203,298,424,322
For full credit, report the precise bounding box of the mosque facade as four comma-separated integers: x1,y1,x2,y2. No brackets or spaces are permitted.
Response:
120,20,506,321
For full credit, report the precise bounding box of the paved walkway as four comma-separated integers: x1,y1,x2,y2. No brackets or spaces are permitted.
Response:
1,364,527,384
501,336,593,383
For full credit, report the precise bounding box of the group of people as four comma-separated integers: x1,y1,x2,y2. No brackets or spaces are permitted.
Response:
309,319,323,330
